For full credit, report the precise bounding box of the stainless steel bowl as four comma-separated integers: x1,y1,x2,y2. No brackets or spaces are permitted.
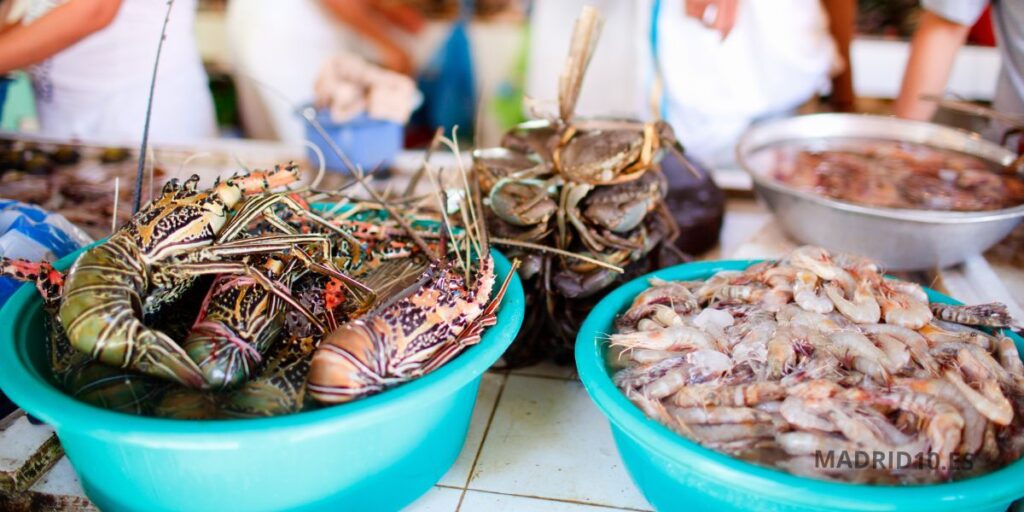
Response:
736,113,1024,270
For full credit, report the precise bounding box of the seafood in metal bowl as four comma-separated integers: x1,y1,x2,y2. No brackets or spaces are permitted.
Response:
472,7,721,366
1,156,517,419
737,114,1024,270
608,246,1024,484
764,139,1024,212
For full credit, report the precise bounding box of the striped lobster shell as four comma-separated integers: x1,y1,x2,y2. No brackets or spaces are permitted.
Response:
306,255,507,404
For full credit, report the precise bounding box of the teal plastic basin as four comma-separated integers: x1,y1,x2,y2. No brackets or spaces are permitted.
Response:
0,247,524,512
576,260,1024,512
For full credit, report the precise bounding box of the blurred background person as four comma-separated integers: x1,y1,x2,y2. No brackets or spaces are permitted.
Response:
226,0,424,143
656,0,854,168
894,0,1022,148
0,0,215,143
526,0,855,169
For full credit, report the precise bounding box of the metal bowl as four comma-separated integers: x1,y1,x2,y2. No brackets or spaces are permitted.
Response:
736,113,1024,270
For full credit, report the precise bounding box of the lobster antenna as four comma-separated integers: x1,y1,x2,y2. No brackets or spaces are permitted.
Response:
111,177,120,233
226,68,441,260
299,107,441,264
491,237,623,273
402,127,444,198
132,0,175,214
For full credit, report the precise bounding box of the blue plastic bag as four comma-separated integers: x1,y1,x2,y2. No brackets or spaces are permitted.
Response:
412,0,476,136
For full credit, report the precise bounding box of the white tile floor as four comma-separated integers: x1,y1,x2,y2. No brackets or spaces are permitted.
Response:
403,365,652,512
400,200,778,511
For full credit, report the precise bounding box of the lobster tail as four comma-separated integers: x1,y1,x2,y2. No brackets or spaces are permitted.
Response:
307,322,389,404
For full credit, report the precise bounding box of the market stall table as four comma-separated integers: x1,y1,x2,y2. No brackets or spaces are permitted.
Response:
2,145,1023,511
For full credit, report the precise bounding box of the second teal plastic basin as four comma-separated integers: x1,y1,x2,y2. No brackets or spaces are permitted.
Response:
576,259,1024,512
0,247,524,512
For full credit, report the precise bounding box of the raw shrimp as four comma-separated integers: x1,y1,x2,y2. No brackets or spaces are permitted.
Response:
789,246,843,281
627,349,678,365
669,406,773,424
635,305,682,330
778,306,845,334
943,370,1012,425
696,270,744,301
766,327,798,379
871,389,964,472
920,320,996,350
780,396,837,431
688,423,777,443
997,337,1024,380
780,354,843,386
823,331,892,383
640,349,732,398
954,343,1016,388
776,431,858,456
930,302,1015,329
610,324,717,352
671,382,786,408
878,282,933,329
824,280,880,324
869,332,911,372
645,371,688,399
610,246,1024,484
860,324,939,376
832,252,879,275
899,378,986,454
793,271,834,314
617,278,699,330
613,355,688,390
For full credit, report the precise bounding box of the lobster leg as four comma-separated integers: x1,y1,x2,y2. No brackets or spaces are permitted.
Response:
0,257,65,309
163,260,325,334
217,193,366,266
200,234,375,299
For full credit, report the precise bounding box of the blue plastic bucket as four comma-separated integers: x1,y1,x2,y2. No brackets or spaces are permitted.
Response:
304,109,404,173
576,259,1024,512
0,247,524,512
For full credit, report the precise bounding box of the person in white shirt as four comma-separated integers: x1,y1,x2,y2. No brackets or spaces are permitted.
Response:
226,0,422,142
526,0,854,169
0,0,215,144
895,0,1024,151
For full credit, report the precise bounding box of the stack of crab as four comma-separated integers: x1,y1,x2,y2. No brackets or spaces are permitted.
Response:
475,120,686,365
473,8,718,365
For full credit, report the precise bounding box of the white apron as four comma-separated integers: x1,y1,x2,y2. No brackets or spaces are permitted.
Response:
527,0,837,169
27,0,216,144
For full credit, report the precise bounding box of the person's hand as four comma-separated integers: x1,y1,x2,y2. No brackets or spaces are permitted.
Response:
322,0,421,76
377,43,413,75
683,0,739,40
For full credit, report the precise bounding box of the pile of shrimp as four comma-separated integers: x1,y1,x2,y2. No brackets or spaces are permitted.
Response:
610,246,1024,484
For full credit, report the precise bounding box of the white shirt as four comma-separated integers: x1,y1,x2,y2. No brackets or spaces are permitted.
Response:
526,0,838,169
27,0,216,144
922,0,1024,133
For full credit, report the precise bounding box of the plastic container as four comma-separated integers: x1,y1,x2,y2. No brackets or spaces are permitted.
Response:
0,247,524,512
0,75,11,120
576,260,1024,512
304,109,404,173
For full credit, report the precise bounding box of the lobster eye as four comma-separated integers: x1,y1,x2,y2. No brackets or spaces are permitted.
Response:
162,179,180,194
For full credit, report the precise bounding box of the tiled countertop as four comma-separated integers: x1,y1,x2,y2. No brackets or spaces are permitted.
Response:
7,193,1024,511
406,363,652,512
